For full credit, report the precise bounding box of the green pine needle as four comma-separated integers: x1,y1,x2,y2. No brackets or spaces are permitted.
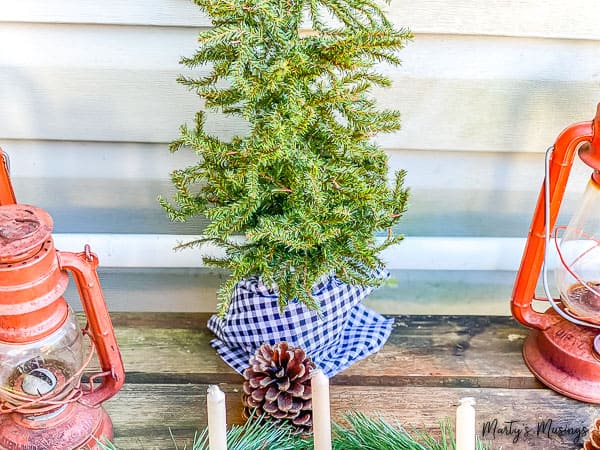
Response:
160,0,413,314
192,416,309,450
333,412,492,450
99,412,495,450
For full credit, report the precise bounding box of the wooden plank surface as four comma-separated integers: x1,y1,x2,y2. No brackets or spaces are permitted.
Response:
104,384,597,449
99,312,599,449
100,313,537,388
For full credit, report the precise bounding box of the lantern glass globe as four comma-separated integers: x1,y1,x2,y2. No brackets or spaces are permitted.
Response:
556,179,600,322
0,307,84,407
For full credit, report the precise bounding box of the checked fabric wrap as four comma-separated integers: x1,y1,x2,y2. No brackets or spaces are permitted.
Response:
207,269,393,377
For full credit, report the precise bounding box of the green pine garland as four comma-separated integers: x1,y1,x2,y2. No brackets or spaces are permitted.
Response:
160,0,412,315
98,412,493,449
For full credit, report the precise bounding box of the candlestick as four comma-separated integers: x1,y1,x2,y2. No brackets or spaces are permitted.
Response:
456,397,476,450
311,369,332,450
207,385,227,450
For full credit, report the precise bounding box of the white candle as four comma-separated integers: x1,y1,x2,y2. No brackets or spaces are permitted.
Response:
456,397,476,450
311,369,332,450
207,385,227,450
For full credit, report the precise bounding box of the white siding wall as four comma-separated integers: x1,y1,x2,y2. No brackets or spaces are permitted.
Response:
2,0,600,312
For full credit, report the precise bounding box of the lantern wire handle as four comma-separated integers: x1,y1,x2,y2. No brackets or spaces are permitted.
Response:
0,149,16,205
541,145,600,329
1,151,9,173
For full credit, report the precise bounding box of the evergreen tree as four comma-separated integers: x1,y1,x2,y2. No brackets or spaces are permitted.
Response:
161,0,412,315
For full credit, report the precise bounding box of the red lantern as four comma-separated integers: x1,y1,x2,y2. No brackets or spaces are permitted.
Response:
0,149,125,448
512,105,600,403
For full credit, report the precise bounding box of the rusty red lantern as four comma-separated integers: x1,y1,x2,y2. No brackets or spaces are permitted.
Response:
512,104,600,403
0,150,125,448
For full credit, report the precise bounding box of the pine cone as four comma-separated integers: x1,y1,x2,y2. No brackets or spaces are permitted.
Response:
242,342,315,434
583,419,600,450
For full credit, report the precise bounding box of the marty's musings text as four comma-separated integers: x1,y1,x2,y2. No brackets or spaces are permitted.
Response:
481,418,588,444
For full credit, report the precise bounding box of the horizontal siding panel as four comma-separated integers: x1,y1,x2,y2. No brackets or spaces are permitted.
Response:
11,177,194,234
389,79,600,153
388,148,592,192
4,141,592,190
398,35,600,82
4,144,591,236
0,67,246,143
65,268,222,312
3,24,600,150
0,23,200,69
394,1,600,40
4,24,599,82
365,270,516,316
2,1,600,41
0,0,210,27
11,177,552,237
2,68,600,152
63,268,516,315
0,67,201,143
2,140,196,179
53,233,534,271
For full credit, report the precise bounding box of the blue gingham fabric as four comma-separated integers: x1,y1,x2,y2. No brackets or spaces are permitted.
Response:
207,268,394,377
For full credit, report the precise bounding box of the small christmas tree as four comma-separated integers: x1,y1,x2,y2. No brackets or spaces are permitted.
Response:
161,0,412,315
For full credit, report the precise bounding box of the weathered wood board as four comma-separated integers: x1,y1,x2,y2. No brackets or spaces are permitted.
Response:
96,313,598,449
105,384,596,450
96,313,537,386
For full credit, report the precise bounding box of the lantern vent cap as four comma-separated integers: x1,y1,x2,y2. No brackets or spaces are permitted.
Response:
0,204,53,263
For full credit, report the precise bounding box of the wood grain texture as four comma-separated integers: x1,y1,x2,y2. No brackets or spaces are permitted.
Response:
98,311,598,449
105,384,596,449
97,313,536,387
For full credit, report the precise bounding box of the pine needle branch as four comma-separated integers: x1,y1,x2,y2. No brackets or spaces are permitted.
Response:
99,411,496,450
160,0,412,312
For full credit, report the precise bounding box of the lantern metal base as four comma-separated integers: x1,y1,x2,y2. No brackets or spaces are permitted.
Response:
0,401,113,449
523,312,600,404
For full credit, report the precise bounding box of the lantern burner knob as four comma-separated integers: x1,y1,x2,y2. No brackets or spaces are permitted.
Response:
21,368,58,396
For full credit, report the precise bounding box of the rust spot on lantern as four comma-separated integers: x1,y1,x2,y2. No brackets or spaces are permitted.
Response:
0,146,125,448
511,104,600,403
